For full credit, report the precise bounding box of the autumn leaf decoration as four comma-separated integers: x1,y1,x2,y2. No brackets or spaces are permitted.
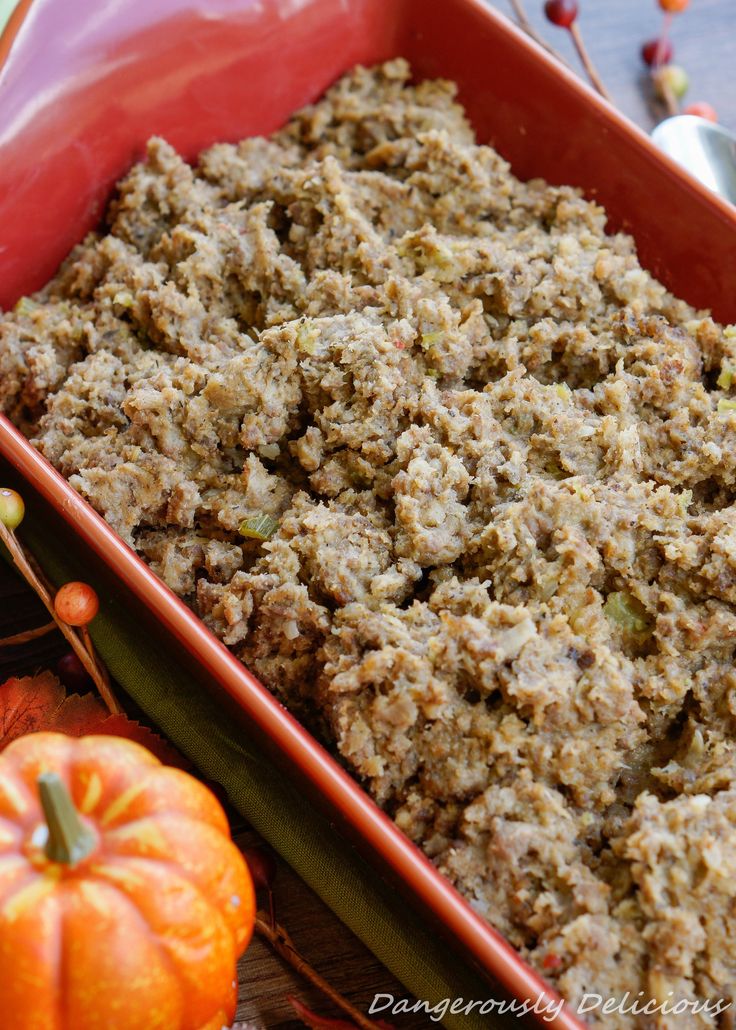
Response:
0,671,187,766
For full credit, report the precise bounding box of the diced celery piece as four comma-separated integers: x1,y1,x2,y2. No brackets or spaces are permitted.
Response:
420,331,442,350
239,514,279,541
13,297,38,317
716,364,733,390
296,321,319,354
603,591,651,634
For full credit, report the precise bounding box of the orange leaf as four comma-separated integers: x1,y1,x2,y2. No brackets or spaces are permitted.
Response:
0,672,66,745
51,691,109,736
0,673,188,768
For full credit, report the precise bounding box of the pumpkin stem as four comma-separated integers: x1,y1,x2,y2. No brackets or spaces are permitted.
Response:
38,773,96,865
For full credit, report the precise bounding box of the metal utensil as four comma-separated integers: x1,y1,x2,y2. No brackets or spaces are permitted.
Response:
652,115,736,206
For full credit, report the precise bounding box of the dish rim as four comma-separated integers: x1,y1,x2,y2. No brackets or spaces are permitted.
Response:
2,2,735,1027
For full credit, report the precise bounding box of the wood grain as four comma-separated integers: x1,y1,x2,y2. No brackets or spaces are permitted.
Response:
232,830,425,1029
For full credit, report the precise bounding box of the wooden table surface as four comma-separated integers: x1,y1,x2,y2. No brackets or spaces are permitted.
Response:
1,2,734,1028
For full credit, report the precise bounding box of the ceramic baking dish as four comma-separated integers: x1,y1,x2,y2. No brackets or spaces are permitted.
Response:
1,1,735,1027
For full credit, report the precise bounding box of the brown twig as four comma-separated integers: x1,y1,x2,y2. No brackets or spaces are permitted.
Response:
508,0,572,67
568,22,612,101
659,11,674,54
80,625,115,708
23,547,59,598
0,521,121,714
254,914,383,1030
267,885,276,932
657,75,680,117
0,620,56,647
651,12,678,118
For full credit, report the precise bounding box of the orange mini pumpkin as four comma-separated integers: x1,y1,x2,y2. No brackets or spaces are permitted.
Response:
0,732,255,1030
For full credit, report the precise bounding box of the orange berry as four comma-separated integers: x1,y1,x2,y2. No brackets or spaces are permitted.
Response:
658,0,689,11
683,101,718,123
54,582,100,626
0,488,25,530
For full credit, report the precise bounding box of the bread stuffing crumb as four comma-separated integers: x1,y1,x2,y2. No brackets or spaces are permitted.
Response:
3,59,736,1026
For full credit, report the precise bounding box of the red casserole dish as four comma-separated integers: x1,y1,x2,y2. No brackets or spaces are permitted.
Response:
1,2,735,1027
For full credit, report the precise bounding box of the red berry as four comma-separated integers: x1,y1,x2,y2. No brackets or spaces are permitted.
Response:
641,38,674,67
544,0,578,29
57,652,93,693
683,101,718,123
659,0,689,11
241,846,277,891
54,581,99,626
0,488,25,530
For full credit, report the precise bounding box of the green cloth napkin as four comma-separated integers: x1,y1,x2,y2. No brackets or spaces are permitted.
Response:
3,480,517,1030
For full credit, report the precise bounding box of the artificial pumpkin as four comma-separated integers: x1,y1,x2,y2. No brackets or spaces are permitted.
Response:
0,732,255,1030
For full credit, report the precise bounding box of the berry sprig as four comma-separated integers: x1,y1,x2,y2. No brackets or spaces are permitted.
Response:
653,64,690,116
506,0,718,127
543,0,612,101
0,488,120,713
507,0,572,66
0,619,56,647
641,0,718,122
